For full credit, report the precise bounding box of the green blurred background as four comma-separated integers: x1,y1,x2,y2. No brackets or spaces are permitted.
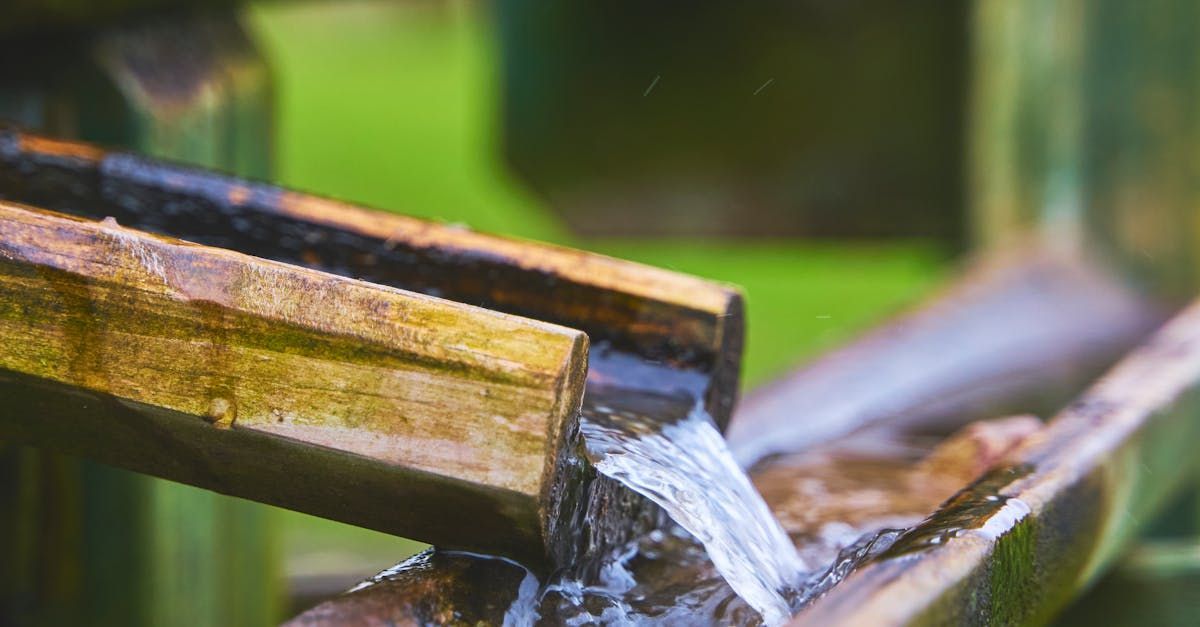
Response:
244,0,944,612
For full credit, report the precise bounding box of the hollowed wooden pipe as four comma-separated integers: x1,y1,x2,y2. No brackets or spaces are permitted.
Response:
0,128,744,568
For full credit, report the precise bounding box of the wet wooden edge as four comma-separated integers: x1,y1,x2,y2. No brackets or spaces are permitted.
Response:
790,297,1200,626
0,200,589,564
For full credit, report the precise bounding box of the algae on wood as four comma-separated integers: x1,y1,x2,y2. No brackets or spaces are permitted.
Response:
792,297,1200,626
0,200,593,565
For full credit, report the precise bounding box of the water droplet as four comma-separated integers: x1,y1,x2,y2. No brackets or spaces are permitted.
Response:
206,396,237,429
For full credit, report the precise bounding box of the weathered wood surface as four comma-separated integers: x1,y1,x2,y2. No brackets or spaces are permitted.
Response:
790,297,1200,626
0,128,742,584
0,201,592,565
0,126,744,429
726,246,1158,467
286,549,537,627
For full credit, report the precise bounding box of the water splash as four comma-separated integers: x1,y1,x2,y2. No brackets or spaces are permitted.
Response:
503,567,543,626
580,397,805,625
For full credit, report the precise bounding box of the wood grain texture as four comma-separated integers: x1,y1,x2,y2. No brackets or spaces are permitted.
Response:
0,201,589,563
0,125,744,575
283,415,1042,627
0,125,744,429
282,246,1160,624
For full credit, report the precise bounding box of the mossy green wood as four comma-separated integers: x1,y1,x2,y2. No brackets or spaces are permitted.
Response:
790,297,1200,626
100,16,279,627
0,196,593,559
0,12,281,626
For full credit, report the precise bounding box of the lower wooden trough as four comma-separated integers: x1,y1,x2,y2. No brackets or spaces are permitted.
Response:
287,248,1172,624
791,297,1200,626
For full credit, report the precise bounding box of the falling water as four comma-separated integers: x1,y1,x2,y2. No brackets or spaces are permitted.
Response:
579,397,806,625
330,392,953,625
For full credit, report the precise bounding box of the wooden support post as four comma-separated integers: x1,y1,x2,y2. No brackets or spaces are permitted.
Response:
971,0,1200,302
972,0,1200,584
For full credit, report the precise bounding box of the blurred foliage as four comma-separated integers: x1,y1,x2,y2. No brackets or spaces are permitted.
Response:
498,0,966,240
249,0,565,242
246,0,945,388
245,0,944,606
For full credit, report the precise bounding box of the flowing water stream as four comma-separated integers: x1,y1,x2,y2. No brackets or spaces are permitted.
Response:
488,389,909,626
320,387,959,626
578,398,805,625
315,378,1019,625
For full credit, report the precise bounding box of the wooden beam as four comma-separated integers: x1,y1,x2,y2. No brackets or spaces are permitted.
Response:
283,415,1043,627
0,201,590,565
0,126,743,579
0,126,744,429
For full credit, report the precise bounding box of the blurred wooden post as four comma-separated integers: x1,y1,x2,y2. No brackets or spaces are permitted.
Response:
0,11,280,626
971,0,1200,300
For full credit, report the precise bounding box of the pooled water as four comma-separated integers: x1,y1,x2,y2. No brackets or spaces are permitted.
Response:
579,397,806,625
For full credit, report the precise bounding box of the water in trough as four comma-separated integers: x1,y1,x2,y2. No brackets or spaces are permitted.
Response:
320,385,1035,625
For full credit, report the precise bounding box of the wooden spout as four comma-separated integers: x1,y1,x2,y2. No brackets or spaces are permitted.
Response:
0,201,588,565
0,127,745,569
0,126,744,429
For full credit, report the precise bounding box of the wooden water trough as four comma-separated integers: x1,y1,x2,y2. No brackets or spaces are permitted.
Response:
0,127,743,569
790,297,1200,626
288,245,1180,624
2,127,1197,625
